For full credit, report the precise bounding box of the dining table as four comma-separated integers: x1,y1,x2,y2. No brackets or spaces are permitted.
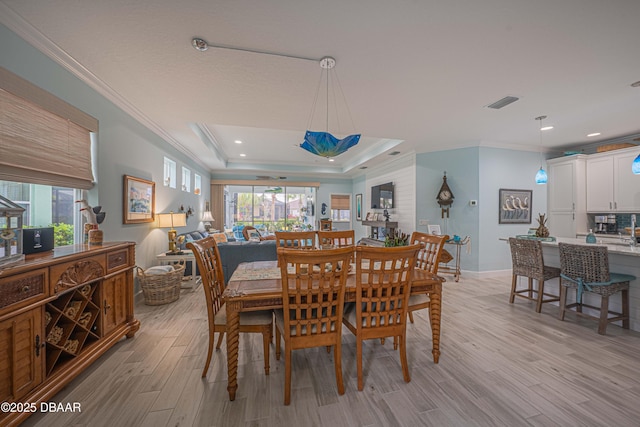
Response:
222,259,446,401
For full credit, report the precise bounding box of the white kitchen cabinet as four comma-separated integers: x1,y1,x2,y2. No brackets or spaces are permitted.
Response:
547,155,587,237
586,147,640,213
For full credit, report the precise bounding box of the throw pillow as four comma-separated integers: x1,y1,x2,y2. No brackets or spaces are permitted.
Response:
212,233,227,243
248,229,261,242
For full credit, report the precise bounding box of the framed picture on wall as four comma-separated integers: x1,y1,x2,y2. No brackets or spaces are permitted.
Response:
356,194,362,221
123,175,155,224
427,224,441,235
498,188,532,224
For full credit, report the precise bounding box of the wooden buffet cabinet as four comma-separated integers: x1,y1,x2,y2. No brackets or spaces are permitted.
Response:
0,242,139,426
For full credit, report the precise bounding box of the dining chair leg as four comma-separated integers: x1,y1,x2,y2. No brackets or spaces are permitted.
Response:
275,326,281,360
393,336,398,351
399,332,410,383
202,331,215,378
215,331,225,349
334,341,345,395
408,311,415,323
356,338,364,391
527,277,534,298
284,347,292,405
262,327,271,375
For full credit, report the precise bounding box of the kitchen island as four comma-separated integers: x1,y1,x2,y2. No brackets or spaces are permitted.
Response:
539,237,640,332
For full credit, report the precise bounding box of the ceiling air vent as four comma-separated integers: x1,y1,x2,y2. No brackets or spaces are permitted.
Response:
359,166,368,170
486,96,519,109
256,176,287,180
389,151,401,156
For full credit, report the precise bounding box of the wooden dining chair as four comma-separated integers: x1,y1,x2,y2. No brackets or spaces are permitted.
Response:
187,237,273,377
317,230,355,249
406,232,449,324
274,231,317,250
343,244,421,391
274,246,354,405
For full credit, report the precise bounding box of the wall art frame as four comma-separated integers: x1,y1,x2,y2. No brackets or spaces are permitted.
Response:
123,175,155,224
498,188,532,224
356,193,362,221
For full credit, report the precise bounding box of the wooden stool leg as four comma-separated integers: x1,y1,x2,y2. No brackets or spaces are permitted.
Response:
535,279,544,313
598,295,609,335
558,285,567,321
509,274,518,304
622,289,630,329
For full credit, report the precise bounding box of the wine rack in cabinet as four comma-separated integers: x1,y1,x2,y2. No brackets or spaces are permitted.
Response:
0,241,139,427
45,282,100,376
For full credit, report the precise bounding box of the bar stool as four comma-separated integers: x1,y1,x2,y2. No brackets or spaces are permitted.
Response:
558,242,634,335
508,238,560,313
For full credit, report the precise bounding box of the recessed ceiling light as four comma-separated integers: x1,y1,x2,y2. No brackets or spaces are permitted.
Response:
234,140,242,144
329,158,335,162
240,153,246,157
541,126,554,131
587,132,601,137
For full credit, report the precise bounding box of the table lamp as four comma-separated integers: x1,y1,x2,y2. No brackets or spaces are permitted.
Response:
201,201,215,232
157,212,187,254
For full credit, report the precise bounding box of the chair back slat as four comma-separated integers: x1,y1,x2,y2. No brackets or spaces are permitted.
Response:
275,231,317,250
187,237,225,319
318,230,355,249
410,232,449,274
355,244,421,330
278,247,353,338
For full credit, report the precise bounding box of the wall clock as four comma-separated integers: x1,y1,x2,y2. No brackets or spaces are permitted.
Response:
436,172,454,218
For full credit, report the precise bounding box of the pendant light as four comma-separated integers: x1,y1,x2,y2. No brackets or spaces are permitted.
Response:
535,115,548,185
632,153,640,175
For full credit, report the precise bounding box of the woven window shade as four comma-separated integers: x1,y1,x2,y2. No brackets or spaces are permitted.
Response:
331,194,350,210
0,67,97,189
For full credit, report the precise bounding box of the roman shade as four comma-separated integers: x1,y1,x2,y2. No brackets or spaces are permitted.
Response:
331,194,350,210
0,67,98,189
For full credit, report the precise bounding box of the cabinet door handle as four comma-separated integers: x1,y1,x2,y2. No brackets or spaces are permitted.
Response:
610,202,612,209
104,300,112,314
21,285,30,293
35,334,41,357
614,202,617,209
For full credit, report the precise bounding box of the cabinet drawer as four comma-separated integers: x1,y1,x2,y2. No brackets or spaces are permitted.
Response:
0,269,48,312
49,255,105,295
106,249,129,274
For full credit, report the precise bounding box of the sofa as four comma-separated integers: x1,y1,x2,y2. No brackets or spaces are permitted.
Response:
216,240,277,283
177,230,277,282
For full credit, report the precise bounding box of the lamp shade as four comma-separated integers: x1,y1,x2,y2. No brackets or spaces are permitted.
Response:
535,167,548,185
201,211,215,222
157,212,187,228
632,153,640,175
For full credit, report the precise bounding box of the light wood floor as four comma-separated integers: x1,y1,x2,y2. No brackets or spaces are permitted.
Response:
22,273,640,427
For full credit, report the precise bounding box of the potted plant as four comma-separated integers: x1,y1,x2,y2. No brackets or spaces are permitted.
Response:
384,229,409,247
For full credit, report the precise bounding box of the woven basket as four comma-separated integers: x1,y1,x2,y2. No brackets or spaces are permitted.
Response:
137,260,185,306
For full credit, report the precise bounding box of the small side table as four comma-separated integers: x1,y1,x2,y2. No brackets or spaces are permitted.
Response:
156,250,201,290
438,236,470,282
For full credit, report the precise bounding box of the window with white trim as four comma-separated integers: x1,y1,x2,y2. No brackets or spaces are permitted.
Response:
163,157,176,188
182,167,191,192
194,174,201,195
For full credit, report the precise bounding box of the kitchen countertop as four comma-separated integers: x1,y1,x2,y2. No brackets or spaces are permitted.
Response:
540,237,640,257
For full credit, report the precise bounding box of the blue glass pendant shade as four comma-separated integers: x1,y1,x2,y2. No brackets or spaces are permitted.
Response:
301,131,360,158
632,153,640,175
535,167,548,184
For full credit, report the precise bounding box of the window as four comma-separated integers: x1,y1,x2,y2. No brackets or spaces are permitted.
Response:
227,185,316,235
0,180,82,247
330,194,351,222
181,167,191,192
163,157,176,188
194,174,201,195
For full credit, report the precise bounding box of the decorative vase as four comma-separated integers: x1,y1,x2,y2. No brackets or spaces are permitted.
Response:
84,223,98,243
88,229,103,245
